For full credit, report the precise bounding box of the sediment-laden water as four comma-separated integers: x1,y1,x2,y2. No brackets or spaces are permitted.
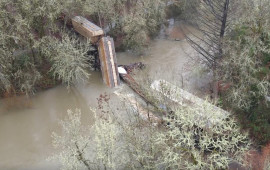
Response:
0,21,210,170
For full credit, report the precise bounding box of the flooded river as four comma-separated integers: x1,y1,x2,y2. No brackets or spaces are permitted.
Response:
0,21,209,169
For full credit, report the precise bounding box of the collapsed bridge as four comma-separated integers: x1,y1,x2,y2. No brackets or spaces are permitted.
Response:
72,16,230,125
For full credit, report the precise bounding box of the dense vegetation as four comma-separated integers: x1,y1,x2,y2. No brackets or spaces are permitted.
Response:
0,0,91,96
0,0,269,169
185,0,270,146
218,0,270,145
0,0,167,96
51,95,251,169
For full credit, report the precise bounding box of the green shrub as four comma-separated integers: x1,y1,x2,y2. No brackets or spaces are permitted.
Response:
218,0,270,145
39,34,93,88
51,95,251,169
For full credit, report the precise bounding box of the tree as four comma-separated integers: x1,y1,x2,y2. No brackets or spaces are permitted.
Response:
59,0,166,51
265,158,270,170
38,33,93,88
220,29,270,110
51,90,251,169
0,0,62,95
121,0,166,50
82,0,166,51
0,0,94,94
186,0,231,68
166,0,200,20
217,0,270,145
0,49,11,91
151,101,250,169
49,109,92,170
0,0,167,94
219,0,270,110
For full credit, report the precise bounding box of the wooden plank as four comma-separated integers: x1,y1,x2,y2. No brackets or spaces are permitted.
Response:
72,16,104,39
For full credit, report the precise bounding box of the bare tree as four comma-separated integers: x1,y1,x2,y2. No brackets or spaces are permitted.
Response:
186,0,231,68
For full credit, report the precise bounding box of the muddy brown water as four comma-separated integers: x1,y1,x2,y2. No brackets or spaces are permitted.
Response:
0,21,210,169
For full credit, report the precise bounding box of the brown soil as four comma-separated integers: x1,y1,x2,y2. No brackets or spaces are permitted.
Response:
169,26,186,40
246,143,270,170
